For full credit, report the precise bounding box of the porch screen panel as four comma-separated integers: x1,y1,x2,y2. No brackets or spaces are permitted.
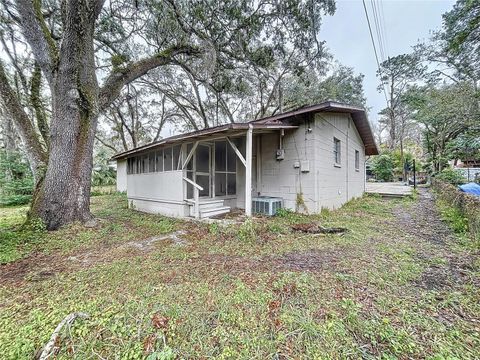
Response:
215,141,226,171
186,144,193,170
156,149,163,172
214,140,236,196
148,152,156,172
173,145,181,170
164,147,173,171
196,145,209,173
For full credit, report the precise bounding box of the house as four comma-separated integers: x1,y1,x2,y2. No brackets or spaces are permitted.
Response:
112,101,379,219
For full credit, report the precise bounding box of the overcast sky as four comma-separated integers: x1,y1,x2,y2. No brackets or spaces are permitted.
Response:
321,0,455,124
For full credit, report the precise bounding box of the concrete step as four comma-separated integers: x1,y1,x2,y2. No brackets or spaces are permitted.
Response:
198,200,225,210
200,206,231,219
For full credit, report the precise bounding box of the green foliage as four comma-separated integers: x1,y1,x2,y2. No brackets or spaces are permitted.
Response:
237,218,256,243
435,168,466,185
0,150,34,206
438,199,469,235
0,208,45,264
371,153,394,181
92,146,116,187
275,207,296,219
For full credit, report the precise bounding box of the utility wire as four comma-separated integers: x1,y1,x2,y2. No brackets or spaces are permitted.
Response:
370,0,385,62
362,0,389,105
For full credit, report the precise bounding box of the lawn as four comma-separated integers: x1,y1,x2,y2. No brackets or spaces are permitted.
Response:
0,192,479,359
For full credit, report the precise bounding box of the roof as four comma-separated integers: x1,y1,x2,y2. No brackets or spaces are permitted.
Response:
112,101,379,160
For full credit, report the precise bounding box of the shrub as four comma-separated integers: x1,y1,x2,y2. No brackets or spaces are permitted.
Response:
371,154,394,182
432,179,480,245
0,150,34,206
435,168,466,185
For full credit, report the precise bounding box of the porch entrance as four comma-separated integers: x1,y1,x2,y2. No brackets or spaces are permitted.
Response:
185,140,239,201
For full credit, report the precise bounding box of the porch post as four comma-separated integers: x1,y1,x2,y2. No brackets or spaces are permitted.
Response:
245,124,253,216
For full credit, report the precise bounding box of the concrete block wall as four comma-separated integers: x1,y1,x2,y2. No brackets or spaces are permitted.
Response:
256,122,317,213
313,112,366,210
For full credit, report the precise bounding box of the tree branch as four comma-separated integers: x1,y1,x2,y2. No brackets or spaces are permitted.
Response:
98,44,201,111
15,0,58,85
0,61,47,175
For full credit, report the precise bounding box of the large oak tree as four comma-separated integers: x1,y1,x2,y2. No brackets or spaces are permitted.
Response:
0,0,336,229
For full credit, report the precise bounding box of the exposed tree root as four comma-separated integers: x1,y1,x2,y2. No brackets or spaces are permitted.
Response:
38,312,89,360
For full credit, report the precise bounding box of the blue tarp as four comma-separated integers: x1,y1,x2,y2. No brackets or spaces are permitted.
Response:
458,182,480,196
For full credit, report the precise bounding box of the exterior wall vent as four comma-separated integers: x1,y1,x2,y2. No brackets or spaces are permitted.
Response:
252,196,283,216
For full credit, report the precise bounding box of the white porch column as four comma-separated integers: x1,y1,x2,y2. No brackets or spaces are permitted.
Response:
245,124,253,216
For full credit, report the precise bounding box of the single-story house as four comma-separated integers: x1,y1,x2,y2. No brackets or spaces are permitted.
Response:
112,101,379,219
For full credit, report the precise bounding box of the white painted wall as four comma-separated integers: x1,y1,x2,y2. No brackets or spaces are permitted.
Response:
126,170,187,217
116,159,127,192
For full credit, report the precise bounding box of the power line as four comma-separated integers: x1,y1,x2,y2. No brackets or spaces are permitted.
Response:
362,0,389,105
370,0,386,62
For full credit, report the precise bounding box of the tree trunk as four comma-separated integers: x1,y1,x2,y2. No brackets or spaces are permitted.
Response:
29,0,99,230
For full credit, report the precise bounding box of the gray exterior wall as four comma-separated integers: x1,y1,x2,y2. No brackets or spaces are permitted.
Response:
254,112,365,213
313,112,365,210
116,159,127,192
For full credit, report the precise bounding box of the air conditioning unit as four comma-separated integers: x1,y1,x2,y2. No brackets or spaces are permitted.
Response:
252,196,283,216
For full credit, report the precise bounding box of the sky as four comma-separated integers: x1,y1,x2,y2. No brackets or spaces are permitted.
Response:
321,0,456,124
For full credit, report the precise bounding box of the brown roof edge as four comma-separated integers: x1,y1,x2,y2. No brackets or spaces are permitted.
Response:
112,101,379,160
111,123,298,160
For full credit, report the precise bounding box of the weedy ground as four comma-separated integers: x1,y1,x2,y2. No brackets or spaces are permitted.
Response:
0,190,479,359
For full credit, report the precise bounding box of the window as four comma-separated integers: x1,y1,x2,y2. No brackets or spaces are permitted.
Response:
355,150,360,171
333,137,341,165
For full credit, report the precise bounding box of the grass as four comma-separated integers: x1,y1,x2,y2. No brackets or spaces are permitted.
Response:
0,193,479,359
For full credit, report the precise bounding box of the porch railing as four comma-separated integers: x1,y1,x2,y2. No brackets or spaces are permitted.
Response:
182,177,204,219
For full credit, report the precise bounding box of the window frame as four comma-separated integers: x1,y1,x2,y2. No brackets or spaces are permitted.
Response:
355,150,360,171
333,137,341,166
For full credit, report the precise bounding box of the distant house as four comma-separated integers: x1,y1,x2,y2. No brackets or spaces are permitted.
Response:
113,101,379,219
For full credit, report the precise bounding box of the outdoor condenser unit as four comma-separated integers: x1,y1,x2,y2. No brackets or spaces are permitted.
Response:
252,196,283,216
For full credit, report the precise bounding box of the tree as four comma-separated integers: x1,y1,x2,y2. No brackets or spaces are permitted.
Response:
371,153,394,182
377,54,425,149
404,82,477,173
416,0,479,89
283,65,366,110
0,0,337,229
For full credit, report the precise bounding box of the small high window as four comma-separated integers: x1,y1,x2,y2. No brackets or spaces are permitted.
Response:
355,150,360,170
333,137,341,165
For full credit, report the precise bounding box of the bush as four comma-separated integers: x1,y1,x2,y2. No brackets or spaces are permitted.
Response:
435,168,466,185
432,179,480,245
371,154,394,182
0,150,34,206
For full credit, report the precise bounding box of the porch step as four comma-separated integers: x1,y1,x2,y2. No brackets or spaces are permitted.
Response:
198,199,226,210
187,198,231,218
200,206,231,219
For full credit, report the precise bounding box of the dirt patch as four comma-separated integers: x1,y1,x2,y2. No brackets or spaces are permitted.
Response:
393,189,479,290
0,252,68,286
0,230,190,287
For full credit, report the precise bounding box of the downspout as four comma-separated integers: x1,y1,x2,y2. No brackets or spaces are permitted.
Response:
365,155,370,193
